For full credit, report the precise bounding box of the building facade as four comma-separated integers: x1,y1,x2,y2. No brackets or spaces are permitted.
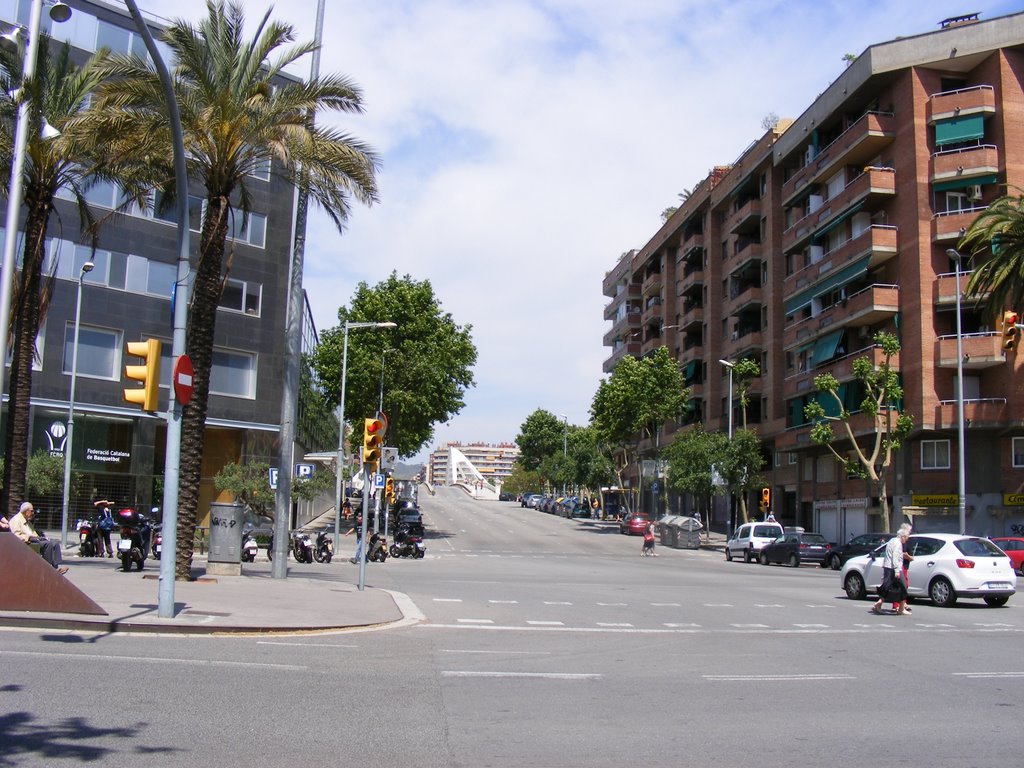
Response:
603,11,1024,541
427,442,519,487
1,0,335,527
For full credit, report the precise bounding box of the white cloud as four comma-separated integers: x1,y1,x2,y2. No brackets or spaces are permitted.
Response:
139,0,1019,459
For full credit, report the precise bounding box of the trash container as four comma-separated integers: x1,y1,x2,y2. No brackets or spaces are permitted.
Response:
675,516,703,549
207,502,244,575
659,516,680,548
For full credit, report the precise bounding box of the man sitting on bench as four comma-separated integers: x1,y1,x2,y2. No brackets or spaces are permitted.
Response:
9,502,67,575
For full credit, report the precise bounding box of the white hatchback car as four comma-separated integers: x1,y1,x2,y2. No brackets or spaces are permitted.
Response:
840,533,1017,607
725,522,785,563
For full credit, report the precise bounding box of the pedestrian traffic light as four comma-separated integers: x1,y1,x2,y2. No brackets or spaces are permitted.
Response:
362,416,386,469
761,487,771,508
123,338,161,412
1001,310,1020,352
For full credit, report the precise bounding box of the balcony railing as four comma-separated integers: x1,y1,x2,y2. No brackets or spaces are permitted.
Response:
927,84,995,123
936,332,1006,369
603,341,642,373
933,270,988,306
930,145,999,184
642,271,663,296
933,398,1007,429
728,197,761,235
932,206,987,242
783,284,899,350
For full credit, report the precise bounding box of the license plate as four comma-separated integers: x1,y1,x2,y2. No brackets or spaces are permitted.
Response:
117,539,132,551
987,582,1012,590
155,544,162,554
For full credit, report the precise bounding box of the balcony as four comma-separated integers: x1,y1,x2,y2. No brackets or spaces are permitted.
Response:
640,300,663,326
829,344,899,382
937,332,1006,369
930,145,999,185
676,261,704,292
680,232,704,261
933,398,1008,430
932,206,987,242
680,303,703,330
934,270,988,306
781,112,897,204
728,198,761,235
818,283,900,332
603,341,641,373
727,239,762,270
642,270,663,296
829,224,898,270
603,284,641,319
927,85,996,123
727,283,762,313
602,308,642,345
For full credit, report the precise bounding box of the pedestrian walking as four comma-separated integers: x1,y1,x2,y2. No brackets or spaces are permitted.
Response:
872,523,911,614
641,521,657,557
345,514,364,563
94,500,116,557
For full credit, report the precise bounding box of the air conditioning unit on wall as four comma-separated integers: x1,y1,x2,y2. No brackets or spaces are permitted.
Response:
968,185,983,201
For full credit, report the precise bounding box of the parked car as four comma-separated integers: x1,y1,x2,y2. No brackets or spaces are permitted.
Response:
840,533,1017,607
990,537,1024,576
822,532,893,570
521,493,540,508
499,492,514,501
619,512,650,536
758,531,831,567
725,522,785,562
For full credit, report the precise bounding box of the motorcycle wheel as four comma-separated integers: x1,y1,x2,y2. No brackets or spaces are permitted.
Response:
313,548,326,563
389,544,401,558
134,551,145,571
415,549,425,559
324,552,332,564
81,542,93,558
120,555,132,572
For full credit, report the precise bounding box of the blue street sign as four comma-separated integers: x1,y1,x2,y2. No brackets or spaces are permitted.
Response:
374,473,385,489
268,467,278,490
294,463,315,479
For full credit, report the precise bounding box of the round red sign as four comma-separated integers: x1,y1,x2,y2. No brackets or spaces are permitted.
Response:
172,355,195,406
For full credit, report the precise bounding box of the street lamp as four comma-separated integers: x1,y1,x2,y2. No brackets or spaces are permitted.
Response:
333,321,397,546
59,260,93,548
378,346,396,413
946,248,969,534
0,0,72,426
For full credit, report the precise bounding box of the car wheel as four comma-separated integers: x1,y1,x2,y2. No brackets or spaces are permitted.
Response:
725,548,733,562
758,552,769,565
744,548,753,563
929,577,957,607
844,572,866,600
828,554,841,571
984,595,1009,607
788,554,799,568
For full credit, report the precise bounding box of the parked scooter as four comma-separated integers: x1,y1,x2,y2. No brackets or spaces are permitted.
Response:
241,529,259,562
151,525,162,559
291,531,314,564
116,507,152,572
389,526,425,559
367,532,388,563
76,518,104,558
313,530,333,563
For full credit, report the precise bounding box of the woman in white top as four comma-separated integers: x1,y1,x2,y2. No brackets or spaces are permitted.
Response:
871,523,911,614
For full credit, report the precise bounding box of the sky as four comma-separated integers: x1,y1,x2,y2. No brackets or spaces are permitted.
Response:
137,0,1021,460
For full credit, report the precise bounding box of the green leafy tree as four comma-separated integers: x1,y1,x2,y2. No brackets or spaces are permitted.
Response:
664,424,726,530
567,425,615,496
731,357,761,430
311,272,476,458
500,465,542,497
590,347,688,513
803,332,912,532
515,409,566,472
0,40,148,517
214,461,332,521
718,428,766,524
92,0,380,578
960,188,1024,318
25,451,65,498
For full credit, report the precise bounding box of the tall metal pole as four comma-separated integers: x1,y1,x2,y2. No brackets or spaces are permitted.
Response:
948,249,968,535
60,261,93,547
124,0,190,618
720,359,735,535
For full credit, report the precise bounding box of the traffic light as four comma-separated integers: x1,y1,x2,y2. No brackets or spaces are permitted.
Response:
761,487,771,508
385,476,395,504
123,338,161,412
1001,310,1020,352
362,416,386,469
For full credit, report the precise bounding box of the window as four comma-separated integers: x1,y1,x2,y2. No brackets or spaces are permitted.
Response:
152,191,204,232
63,325,120,380
210,349,256,398
921,439,951,470
146,260,176,298
1013,437,1024,468
250,157,271,181
6,318,44,371
227,211,267,248
220,278,262,316
944,191,970,213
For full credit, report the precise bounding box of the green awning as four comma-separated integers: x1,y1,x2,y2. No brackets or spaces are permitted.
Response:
933,173,998,193
811,329,844,364
682,361,698,381
934,114,984,146
784,255,871,315
813,203,864,242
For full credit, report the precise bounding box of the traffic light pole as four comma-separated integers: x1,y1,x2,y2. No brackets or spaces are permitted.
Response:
357,462,370,591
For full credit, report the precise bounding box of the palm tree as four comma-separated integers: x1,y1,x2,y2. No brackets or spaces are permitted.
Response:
91,0,379,578
960,188,1024,318
0,39,145,517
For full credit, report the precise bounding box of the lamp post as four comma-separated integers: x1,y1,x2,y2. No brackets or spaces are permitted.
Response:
946,248,969,535
0,0,72,431
59,260,93,548
378,346,395,413
559,413,568,496
720,358,735,537
333,321,396,546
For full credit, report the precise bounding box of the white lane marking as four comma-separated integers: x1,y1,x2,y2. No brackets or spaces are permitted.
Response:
597,602,627,607
804,604,835,609
442,671,601,680
441,649,551,655
704,673,854,682
457,619,494,624
974,622,1013,628
916,623,955,628
793,624,829,629
433,598,463,603
596,622,633,628
953,671,1024,679
544,601,573,606
754,604,784,608
664,623,701,628
0,650,306,671
730,624,770,629
651,602,681,607
527,620,565,626
489,600,518,604
257,641,358,648
704,603,734,608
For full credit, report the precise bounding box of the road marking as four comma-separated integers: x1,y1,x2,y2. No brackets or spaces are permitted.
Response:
974,622,1013,628
457,619,494,624
433,598,463,603
596,622,634,628
804,604,835,609
489,600,518,604
442,649,551,655
527,620,565,626
704,673,854,682
793,623,829,629
704,603,734,608
754,604,784,608
544,601,573,606
442,671,601,680
664,623,701,628
0,650,307,671
730,624,769,629
651,602,681,607
597,602,627,607
953,671,1024,679
256,641,358,648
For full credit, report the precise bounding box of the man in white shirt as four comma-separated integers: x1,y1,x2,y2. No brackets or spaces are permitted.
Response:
9,502,67,574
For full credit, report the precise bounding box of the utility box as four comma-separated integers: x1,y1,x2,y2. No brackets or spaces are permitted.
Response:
207,502,244,576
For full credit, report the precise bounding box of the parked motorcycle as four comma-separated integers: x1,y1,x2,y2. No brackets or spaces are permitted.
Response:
241,529,259,562
367,532,388,563
116,507,152,572
151,525,162,559
291,531,314,564
389,526,425,559
76,519,104,558
313,530,333,563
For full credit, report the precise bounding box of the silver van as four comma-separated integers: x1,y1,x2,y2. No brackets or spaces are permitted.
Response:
725,522,785,562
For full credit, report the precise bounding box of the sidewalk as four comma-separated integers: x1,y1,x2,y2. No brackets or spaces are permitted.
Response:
0,547,418,636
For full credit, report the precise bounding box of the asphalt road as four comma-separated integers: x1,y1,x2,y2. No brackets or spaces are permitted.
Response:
3,486,1021,767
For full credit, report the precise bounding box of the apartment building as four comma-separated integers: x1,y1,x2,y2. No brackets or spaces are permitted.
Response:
427,442,519,487
602,11,1024,541
0,0,335,527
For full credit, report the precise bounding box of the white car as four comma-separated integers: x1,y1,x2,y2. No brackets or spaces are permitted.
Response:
725,522,785,563
840,533,1016,607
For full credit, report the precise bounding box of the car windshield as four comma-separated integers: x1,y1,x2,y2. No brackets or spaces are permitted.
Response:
954,538,1006,557
753,525,780,537
801,533,827,544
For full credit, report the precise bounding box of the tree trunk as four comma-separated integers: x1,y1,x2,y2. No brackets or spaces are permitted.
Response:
174,196,230,580
1,196,51,518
